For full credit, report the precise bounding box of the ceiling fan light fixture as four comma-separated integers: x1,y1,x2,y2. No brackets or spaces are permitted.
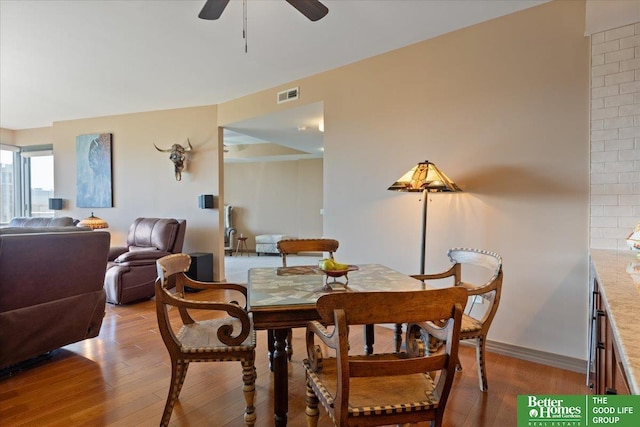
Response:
199,0,328,22
198,0,230,20
285,0,329,22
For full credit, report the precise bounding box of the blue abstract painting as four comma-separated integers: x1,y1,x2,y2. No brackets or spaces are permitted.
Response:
76,133,112,208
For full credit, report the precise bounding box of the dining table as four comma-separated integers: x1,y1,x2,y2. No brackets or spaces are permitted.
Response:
247,263,426,427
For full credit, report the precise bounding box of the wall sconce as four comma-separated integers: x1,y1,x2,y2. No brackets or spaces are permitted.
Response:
198,194,215,209
48,198,64,210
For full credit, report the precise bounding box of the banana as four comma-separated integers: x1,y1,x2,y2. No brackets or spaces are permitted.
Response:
318,258,336,270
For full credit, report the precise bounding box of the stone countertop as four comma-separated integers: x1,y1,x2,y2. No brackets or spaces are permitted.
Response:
590,249,640,394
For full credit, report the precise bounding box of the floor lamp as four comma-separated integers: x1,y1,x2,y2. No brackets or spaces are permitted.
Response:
388,160,461,274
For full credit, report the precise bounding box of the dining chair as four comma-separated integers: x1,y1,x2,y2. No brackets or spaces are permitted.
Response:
412,247,503,392
277,238,339,267
155,253,256,426
266,238,340,366
304,287,467,427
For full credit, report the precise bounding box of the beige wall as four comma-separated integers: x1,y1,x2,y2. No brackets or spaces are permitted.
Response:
12,127,51,146
0,128,16,145
219,0,590,360
224,159,323,249
9,0,590,361
12,106,226,277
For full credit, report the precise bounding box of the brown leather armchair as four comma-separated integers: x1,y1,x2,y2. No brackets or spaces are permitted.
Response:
104,218,186,304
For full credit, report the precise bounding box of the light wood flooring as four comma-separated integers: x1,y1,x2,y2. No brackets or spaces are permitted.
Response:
0,296,589,426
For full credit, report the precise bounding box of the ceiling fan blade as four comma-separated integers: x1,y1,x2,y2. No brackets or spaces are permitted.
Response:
286,0,329,22
198,0,230,20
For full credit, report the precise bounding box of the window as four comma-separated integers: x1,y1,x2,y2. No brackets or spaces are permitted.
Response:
24,151,54,217
0,145,19,224
0,144,54,224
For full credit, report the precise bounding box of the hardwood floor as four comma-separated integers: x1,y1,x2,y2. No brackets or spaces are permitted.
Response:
0,297,589,427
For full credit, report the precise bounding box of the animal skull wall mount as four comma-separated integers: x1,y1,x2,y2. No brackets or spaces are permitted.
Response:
154,139,193,181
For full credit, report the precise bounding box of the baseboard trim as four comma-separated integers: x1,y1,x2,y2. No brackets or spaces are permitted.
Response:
379,323,587,373
478,340,586,373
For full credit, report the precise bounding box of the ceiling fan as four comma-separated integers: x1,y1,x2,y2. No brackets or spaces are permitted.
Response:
199,0,329,22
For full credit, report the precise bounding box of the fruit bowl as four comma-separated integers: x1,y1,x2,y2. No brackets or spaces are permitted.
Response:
318,265,359,290
319,265,359,277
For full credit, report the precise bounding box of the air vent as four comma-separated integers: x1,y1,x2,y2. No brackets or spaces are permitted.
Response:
277,87,299,104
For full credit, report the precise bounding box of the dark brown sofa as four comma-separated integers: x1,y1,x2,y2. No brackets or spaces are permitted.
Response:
1,216,86,235
7,216,79,227
0,230,110,369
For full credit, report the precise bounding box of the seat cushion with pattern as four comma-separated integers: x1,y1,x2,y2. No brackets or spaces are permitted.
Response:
461,314,483,334
177,318,256,353
304,353,440,420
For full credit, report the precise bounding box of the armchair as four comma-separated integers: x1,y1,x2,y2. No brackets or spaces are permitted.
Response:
155,253,256,426
104,217,186,304
224,205,237,255
304,287,466,427
412,247,503,391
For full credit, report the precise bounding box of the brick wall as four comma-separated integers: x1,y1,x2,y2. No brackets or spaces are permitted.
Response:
591,23,640,250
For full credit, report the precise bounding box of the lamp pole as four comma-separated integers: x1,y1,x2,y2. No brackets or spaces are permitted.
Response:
420,189,428,275
387,160,461,275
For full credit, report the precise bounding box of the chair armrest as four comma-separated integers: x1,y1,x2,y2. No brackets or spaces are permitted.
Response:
410,319,455,343
307,320,337,348
180,276,247,295
115,250,170,263
461,281,483,295
163,291,252,346
305,320,338,372
411,264,457,281
177,276,248,308
404,319,452,359
460,280,498,296
108,246,128,261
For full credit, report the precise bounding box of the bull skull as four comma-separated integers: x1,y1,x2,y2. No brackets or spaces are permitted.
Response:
154,139,193,181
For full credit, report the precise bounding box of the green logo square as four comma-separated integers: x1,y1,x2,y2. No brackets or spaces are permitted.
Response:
518,395,640,427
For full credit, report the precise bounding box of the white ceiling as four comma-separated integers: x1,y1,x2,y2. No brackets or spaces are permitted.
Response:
0,0,547,158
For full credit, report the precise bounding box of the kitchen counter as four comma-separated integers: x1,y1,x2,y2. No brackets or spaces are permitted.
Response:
590,249,640,394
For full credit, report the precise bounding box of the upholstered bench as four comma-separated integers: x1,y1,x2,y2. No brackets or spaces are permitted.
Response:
255,234,291,255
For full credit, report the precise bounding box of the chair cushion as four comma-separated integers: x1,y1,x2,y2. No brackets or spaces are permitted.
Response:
129,245,159,252
177,318,256,353
427,314,483,353
461,313,483,334
304,355,439,418
114,249,167,263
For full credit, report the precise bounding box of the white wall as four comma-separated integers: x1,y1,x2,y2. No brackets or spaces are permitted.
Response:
224,159,323,248
590,23,640,250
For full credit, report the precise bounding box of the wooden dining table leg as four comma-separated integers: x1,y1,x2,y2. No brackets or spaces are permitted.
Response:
394,323,403,353
364,324,374,355
268,329,275,371
273,328,289,427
